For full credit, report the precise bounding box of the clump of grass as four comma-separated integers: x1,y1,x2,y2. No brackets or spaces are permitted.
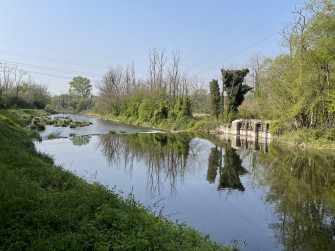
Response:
118,130,126,134
48,134,56,139
108,129,116,134
36,124,46,131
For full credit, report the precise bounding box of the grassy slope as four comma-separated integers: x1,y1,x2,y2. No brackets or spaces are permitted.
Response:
0,110,232,250
274,128,335,150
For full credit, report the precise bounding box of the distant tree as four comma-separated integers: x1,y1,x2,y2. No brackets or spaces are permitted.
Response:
69,76,92,98
221,69,251,119
209,79,221,120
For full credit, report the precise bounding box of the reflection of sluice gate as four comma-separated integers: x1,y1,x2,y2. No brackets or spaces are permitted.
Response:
218,134,270,152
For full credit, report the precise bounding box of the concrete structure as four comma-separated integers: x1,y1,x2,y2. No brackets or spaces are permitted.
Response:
219,119,272,139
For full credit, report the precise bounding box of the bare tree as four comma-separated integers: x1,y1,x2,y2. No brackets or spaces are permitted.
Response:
0,64,13,91
249,53,266,96
95,66,126,113
124,62,138,96
13,66,27,105
148,47,167,99
167,51,182,99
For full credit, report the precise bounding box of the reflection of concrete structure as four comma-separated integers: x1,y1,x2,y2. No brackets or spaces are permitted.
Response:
219,119,272,139
218,134,270,152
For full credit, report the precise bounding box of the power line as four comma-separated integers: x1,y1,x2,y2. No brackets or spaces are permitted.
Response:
0,40,103,59
183,0,268,61
0,49,111,70
187,1,299,73
196,32,276,75
0,60,102,78
27,71,77,80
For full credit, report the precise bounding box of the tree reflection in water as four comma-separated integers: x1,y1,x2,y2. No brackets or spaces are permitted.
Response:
97,132,335,250
256,145,335,250
97,133,195,198
207,142,247,191
69,135,90,146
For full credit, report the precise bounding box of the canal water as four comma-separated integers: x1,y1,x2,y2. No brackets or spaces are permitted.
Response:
34,114,335,250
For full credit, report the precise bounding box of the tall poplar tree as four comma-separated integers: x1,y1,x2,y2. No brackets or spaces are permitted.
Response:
209,79,221,120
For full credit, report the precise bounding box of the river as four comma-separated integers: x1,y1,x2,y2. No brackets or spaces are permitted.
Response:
34,114,335,250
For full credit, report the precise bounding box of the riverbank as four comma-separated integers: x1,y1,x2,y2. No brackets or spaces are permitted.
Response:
0,109,233,250
87,111,335,150
83,111,224,133
273,128,335,150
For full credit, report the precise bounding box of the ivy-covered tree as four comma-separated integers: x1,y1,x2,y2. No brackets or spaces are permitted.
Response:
221,69,251,119
209,79,221,120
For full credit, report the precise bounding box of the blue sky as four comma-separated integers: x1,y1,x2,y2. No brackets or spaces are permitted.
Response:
0,0,302,94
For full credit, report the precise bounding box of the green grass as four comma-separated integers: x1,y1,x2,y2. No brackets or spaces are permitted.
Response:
276,127,335,150
0,109,234,250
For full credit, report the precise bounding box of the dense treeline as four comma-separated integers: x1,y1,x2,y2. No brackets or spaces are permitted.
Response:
245,0,335,135
93,48,208,129
0,64,50,109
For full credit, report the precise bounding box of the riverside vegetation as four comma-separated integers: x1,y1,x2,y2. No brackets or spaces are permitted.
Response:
0,109,233,250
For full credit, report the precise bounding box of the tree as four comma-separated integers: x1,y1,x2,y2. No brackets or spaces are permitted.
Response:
254,0,335,127
13,66,27,106
69,76,92,98
221,69,251,119
209,79,221,120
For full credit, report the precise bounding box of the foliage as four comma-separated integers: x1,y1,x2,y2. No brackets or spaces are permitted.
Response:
270,121,284,135
69,76,92,98
0,64,50,109
209,79,221,120
50,92,96,114
138,98,157,122
75,98,90,113
222,68,251,119
253,0,335,130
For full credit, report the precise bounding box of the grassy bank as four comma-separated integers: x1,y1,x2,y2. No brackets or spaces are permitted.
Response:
84,111,226,133
274,128,335,150
0,109,232,250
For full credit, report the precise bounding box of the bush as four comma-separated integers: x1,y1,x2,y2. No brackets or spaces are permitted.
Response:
108,129,116,134
270,121,284,135
76,98,89,113
151,103,169,125
138,99,156,122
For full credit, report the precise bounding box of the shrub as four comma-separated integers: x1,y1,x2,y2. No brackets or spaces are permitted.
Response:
138,99,156,122
76,98,89,113
270,121,284,135
151,104,169,125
